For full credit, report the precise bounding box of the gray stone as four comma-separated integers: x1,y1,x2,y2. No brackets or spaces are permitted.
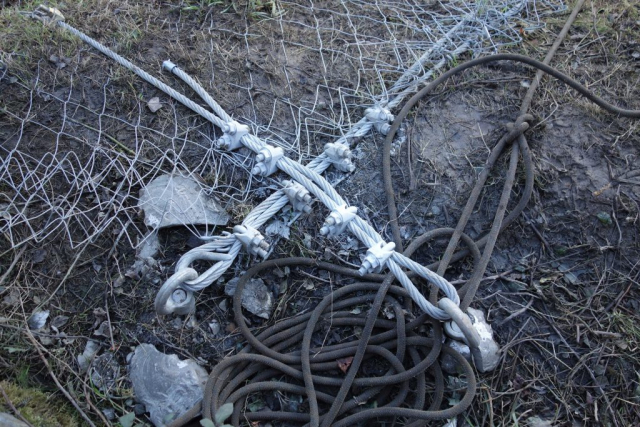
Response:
139,174,229,229
129,344,208,427
440,340,471,374
90,352,120,392
225,277,274,319
0,413,29,427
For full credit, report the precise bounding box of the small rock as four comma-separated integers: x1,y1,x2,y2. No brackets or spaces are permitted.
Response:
48,54,68,69
93,321,111,338
133,403,146,416
90,353,120,392
440,340,471,374
102,408,116,421
31,249,47,264
225,277,274,319
596,211,612,226
563,271,578,285
129,344,208,427
525,416,553,427
208,319,220,335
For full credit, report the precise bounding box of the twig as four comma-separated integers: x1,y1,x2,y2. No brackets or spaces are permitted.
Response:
0,246,27,288
24,330,97,427
495,297,534,327
522,212,553,254
83,381,112,427
545,318,619,427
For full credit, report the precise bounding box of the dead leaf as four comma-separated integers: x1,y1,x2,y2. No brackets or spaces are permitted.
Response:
147,97,162,113
28,310,49,330
51,315,69,330
337,356,354,374
93,321,111,338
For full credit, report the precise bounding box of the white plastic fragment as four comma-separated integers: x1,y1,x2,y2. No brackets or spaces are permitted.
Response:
251,144,284,176
233,224,269,258
323,142,356,173
320,205,357,237
364,106,394,135
218,120,249,151
282,180,313,213
147,97,162,113
358,240,396,275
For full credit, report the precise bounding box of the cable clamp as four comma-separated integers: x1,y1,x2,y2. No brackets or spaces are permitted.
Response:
31,5,65,24
233,224,269,258
282,180,313,214
365,106,394,136
320,205,357,237
358,240,396,275
251,144,284,176
218,120,249,151
323,142,355,173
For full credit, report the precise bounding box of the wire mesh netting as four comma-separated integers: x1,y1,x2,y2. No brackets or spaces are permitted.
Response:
0,0,566,252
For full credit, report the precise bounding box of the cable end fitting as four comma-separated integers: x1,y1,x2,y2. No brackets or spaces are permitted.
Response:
162,60,178,73
31,5,65,24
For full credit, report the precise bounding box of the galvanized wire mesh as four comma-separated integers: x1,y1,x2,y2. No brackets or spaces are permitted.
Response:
0,0,565,250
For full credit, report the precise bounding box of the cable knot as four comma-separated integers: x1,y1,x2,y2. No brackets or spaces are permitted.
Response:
505,113,534,136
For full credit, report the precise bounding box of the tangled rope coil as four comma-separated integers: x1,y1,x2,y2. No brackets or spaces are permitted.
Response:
177,5,640,424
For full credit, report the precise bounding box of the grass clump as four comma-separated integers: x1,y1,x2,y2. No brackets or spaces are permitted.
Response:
0,380,79,427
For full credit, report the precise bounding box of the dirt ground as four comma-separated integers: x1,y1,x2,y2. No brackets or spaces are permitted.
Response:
1,0,639,426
